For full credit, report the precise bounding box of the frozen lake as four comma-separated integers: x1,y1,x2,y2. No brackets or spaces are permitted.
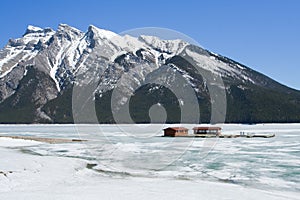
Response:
0,124,299,200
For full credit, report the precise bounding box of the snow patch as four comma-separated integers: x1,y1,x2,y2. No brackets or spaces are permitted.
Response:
185,49,255,83
27,25,43,32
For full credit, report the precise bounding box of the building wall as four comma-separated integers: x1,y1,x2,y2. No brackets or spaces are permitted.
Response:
164,129,188,137
164,129,176,137
174,130,188,137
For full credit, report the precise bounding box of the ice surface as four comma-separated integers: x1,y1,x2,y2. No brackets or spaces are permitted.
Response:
0,124,299,200
0,137,42,147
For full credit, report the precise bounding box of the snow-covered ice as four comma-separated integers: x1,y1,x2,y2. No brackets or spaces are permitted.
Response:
0,124,299,200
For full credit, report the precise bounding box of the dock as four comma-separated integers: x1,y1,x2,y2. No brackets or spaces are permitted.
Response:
162,133,275,138
163,126,275,138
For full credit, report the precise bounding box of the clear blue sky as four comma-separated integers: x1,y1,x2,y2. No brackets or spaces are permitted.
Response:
1,0,299,89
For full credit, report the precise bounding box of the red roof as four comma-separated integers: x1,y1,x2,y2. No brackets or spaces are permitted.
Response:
192,127,221,130
164,127,188,131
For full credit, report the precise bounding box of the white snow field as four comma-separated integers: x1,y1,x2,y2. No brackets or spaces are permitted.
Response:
0,124,299,200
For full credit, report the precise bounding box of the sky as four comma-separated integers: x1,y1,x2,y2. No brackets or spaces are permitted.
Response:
0,0,299,89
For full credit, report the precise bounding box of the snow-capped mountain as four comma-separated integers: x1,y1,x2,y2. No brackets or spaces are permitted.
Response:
0,24,300,123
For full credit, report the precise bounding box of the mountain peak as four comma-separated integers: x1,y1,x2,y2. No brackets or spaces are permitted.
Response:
27,25,43,32
57,24,82,34
24,25,43,35
87,25,117,40
23,25,54,37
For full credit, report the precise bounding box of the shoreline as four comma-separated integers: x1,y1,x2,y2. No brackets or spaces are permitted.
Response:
1,123,300,125
0,135,87,144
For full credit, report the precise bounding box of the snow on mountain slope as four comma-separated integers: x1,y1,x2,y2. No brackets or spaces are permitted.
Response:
184,48,255,84
0,25,55,78
139,35,188,55
84,25,150,60
0,23,265,103
33,24,84,91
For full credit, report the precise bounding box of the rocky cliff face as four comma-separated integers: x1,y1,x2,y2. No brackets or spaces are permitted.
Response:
0,24,300,123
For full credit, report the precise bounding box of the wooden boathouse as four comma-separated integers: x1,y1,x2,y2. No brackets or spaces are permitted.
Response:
163,127,189,137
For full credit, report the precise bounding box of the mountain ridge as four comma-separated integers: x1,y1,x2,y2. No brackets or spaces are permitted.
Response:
0,24,300,124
